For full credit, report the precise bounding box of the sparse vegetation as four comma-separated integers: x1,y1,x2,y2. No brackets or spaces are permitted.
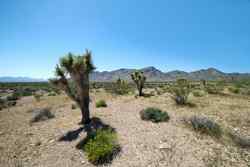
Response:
205,83,224,95
140,107,170,123
131,71,146,96
188,116,222,138
108,78,132,95
83,129,120,165
96,100,107,108
50,50,95,124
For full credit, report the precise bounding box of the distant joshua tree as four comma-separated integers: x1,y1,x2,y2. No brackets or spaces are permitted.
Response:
50,49,95,125
131,71,146,96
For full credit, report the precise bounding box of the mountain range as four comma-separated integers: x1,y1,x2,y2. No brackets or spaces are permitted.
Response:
1,67,250,82
90,67,250,82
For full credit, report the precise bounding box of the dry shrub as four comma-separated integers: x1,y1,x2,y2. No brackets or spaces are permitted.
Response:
30,108,55,123
188,116,222,138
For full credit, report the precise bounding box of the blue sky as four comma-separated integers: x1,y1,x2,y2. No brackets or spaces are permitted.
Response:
0,0,250,78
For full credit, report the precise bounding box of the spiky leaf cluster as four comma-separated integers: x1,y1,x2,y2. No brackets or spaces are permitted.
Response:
50,49,95,102
131,71,146,84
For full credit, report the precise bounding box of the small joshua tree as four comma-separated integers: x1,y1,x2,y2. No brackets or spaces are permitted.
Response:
50,49,95,124
131,71,146,96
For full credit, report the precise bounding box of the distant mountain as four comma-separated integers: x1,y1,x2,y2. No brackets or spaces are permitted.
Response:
90,67,250,82
0,77,46,83
1,67,250,83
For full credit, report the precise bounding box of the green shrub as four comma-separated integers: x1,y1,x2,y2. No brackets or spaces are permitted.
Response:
84,129,120,164
7,93,19,101
96,100,107,108
228,86,240,94
140,107,170,123
192,90,206,97
189,116,222,138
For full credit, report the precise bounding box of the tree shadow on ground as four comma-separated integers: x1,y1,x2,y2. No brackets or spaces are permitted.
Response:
58,117,115,142
58,127,84,142
58,117,120,165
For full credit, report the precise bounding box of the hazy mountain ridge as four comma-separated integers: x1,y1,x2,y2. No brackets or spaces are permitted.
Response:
1,67,250,82
90,67,250,82
0,77,46,83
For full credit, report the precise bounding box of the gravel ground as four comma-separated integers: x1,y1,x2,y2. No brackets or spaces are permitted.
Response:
0,91,249,167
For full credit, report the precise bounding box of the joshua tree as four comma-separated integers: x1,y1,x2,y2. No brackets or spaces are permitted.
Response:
131,71,146,96
50,49,95,124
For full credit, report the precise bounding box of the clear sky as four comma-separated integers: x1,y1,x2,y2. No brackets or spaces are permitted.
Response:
0,0,250,78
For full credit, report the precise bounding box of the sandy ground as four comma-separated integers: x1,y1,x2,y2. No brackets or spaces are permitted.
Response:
0,90,249,167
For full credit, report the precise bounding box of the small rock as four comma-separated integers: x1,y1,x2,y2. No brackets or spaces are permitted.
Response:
234,128,239,132
159,143,171,150
81,160,85,164
48,139,55,143
35,141,42,146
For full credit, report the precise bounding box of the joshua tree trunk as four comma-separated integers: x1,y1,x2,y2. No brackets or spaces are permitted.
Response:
80,96,90,124
139,86,143,96
76,74,91,124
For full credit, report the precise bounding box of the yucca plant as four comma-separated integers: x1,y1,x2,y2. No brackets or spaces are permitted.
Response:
50,49,95,124
131,71,146,96
172,78,191,105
